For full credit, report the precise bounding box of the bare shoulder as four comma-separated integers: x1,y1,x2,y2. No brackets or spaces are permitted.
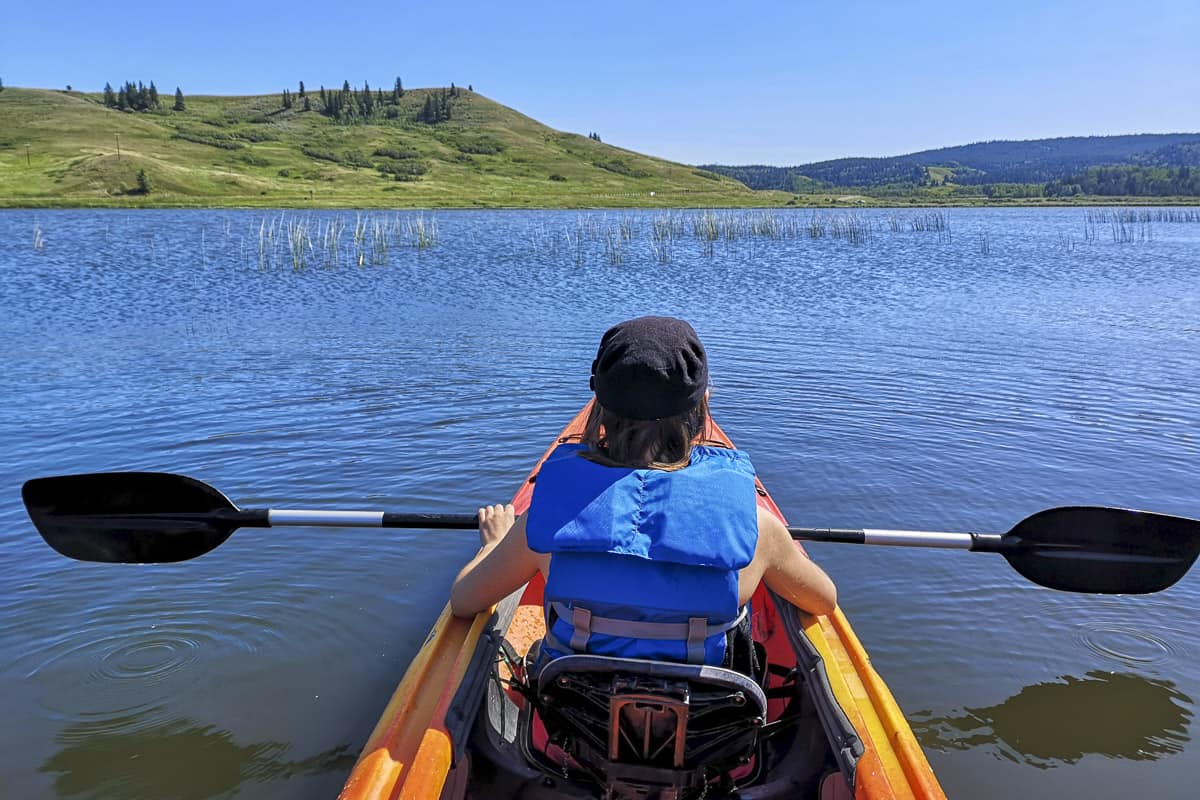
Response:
755,504,791,558
754,504,838,616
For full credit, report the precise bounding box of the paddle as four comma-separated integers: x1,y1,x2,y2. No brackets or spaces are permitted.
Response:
22,472,1200,595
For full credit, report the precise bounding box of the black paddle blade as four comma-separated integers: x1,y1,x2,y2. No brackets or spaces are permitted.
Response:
22,472,242,563
1003,506,1200,594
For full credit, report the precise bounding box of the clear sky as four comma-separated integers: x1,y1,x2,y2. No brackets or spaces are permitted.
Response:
3,1,1197,165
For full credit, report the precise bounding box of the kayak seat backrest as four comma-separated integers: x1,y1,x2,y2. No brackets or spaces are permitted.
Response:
535,654,767,797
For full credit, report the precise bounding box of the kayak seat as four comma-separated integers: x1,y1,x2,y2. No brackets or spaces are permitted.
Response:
533,654,768,799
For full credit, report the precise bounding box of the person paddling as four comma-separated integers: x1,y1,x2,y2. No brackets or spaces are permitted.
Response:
451,316,836,670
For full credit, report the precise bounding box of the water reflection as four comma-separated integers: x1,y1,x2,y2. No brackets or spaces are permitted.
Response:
42,714,356,799
912,671,1193,768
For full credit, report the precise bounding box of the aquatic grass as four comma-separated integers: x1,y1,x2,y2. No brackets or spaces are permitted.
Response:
651,212,685,242
603,225,624,265
692,210,720,243
248,211,439,270
619,216,635,242
1110,213,1152,244
405,214,439,248
744,210,797,239
649,237,672,264
321,217,345,268
1152,209,1200,223
649,212,684,264
830,213,870,245
807,214,827,238
910,211,948,232
286,217,313,270
1085,209,1152,244
369,218,388,265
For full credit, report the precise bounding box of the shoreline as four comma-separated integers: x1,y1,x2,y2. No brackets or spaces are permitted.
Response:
3,195,1199,211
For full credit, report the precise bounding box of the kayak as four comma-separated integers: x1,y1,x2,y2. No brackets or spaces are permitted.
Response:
338,403,946,799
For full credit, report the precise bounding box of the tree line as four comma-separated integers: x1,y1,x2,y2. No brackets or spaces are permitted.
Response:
282,79,467,125
702,134,1200,194
102,80,185,112
1046,165,1200,197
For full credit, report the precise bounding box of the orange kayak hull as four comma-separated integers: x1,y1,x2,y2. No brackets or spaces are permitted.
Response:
340,403,945,799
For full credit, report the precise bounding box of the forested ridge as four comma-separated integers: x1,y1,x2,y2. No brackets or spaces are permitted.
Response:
703,134,1200,197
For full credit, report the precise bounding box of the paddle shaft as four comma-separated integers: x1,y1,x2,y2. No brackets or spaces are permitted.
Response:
105,507,1007,550
269,510,1010,551
798,526,1007,551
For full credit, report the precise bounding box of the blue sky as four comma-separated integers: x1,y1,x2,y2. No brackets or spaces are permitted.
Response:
3,1,1197,165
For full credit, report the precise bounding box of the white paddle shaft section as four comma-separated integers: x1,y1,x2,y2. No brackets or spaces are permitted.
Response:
268,509,385,527
861,529,973,548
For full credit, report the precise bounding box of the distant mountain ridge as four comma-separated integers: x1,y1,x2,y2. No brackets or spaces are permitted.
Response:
703,134,1200,193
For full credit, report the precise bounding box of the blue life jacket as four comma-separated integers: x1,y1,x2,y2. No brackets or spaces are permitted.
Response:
526,443,759,665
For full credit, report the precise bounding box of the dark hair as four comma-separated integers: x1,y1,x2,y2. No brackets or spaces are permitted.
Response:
581,395,710,470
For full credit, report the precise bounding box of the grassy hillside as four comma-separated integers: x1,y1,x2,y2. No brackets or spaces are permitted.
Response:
0,87,784,208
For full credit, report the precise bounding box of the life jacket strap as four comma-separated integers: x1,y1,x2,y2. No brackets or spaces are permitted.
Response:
570,607,592,652
549,603,748,664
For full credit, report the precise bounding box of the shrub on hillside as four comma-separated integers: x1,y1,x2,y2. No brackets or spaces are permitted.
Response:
374,147,421,160
594,159,649,178
378,161,428,179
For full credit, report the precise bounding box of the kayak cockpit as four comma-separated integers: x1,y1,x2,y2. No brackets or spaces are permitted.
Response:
338,409,942,800
438,575,860,800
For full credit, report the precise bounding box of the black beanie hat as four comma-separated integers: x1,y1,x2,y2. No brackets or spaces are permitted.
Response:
590,316,709,420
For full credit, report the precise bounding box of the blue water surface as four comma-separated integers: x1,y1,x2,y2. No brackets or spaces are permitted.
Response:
1,207,1197,799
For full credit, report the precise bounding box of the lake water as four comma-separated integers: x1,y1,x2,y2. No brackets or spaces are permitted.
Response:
1,207,1197,799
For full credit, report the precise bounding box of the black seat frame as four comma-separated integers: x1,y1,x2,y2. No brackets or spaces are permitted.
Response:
533,654,769,799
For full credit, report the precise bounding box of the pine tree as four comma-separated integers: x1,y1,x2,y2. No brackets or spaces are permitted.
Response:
117,86,129,111
136,169,151,194
303,96,311,112
393,77,403,102
0,76,4,92
174,87,185,111
103,82,116,107
298,80,305,98
149,81,159,108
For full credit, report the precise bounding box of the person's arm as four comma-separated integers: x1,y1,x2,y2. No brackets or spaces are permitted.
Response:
756,506,838,616
450,505,545,618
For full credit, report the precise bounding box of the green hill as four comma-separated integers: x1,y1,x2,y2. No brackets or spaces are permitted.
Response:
0,86,778,208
